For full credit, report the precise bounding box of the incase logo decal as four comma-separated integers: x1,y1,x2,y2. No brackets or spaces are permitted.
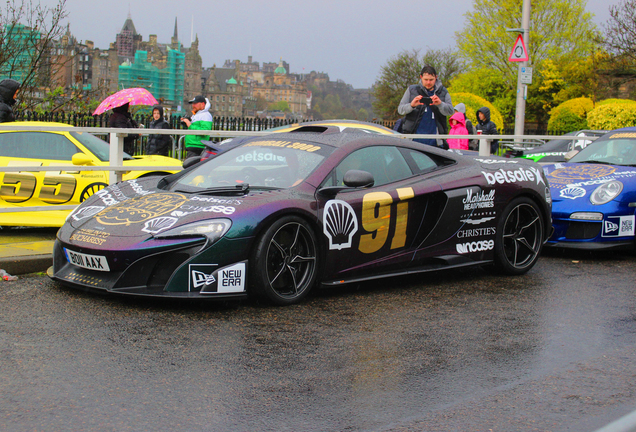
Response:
456,240,494,254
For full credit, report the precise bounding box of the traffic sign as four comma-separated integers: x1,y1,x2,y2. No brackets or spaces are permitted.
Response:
520,66,533,84
509,34,529,62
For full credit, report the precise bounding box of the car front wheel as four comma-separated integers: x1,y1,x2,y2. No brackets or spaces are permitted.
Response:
493,197,544,275
251,216,318,305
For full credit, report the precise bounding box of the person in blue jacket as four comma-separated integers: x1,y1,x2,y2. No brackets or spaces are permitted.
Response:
397,65,454,148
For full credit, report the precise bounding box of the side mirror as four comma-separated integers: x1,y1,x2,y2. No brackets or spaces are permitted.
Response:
318,170,375,197
182,156,202,169
564,149,579,162
343,169,374,188
72,153,94,166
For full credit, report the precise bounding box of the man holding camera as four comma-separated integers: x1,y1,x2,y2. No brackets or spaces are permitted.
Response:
397,65,454,147
181,95,213,158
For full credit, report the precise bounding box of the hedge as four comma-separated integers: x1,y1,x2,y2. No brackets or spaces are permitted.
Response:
547,97,594,132
449,92,504,131
587,102,636,130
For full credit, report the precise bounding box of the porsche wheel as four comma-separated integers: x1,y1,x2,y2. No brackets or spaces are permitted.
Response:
251,216,318,305
493,197,544,275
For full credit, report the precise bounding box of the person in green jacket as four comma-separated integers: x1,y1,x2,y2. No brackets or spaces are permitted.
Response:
181,95,212,158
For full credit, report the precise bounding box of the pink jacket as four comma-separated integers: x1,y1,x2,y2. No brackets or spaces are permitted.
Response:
448,112,469,150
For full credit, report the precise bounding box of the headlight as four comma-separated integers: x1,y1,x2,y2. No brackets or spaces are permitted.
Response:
590,181,623,205
154,218,232,243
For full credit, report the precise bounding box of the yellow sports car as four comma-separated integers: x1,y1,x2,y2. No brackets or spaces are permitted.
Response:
0,122,182,227
266,119,400,135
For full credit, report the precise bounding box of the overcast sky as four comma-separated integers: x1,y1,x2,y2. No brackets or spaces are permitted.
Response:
43,0,616,89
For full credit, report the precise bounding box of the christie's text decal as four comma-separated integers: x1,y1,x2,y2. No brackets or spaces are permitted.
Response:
457,227,496,239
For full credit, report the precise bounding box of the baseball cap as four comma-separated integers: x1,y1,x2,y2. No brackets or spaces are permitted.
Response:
188,95,206,104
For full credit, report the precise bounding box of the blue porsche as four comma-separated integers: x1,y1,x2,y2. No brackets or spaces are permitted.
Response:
544,128,636,250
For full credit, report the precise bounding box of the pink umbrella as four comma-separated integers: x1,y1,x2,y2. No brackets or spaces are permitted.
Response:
93,87,159,116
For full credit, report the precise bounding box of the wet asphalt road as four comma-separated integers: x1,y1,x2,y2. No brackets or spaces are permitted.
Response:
2,250,636,432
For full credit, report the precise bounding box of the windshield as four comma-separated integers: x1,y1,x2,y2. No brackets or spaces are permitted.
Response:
570,135,636,166
70,131,133,162
173,140,334,191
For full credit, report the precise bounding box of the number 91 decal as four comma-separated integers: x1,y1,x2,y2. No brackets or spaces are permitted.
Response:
359,187,414,254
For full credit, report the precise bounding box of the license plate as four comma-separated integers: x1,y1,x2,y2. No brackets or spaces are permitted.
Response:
64,248,110,272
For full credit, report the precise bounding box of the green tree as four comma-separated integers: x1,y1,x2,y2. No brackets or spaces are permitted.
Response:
371,48,463,120
454,0,600,126
357,108,369,121
267,101,290,112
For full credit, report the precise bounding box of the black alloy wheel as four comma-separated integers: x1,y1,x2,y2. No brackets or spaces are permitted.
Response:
251,216,318,305
493,197,544,275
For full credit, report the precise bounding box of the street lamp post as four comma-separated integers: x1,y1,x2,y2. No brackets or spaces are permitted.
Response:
513,0,531,137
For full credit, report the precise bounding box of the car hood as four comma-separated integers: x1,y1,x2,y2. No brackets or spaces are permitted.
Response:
543,162,636,204
63,177,296,249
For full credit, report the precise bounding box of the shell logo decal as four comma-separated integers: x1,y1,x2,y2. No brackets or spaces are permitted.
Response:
323,200,359,250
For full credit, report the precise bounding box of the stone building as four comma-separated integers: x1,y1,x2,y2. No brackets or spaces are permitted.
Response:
251,59,308,118
203,64,246,117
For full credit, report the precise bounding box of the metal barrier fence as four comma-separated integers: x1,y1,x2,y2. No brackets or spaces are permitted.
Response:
0,124,599,214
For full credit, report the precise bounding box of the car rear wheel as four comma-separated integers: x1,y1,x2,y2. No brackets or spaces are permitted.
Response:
493,197,544,275
251,216,318,305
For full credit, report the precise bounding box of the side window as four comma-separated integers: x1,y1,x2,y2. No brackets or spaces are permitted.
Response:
403,148,440,173
0,132,79,160
327,146,413,187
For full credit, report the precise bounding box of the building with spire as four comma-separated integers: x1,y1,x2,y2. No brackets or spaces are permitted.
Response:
112,15,205,112
115,14,142,60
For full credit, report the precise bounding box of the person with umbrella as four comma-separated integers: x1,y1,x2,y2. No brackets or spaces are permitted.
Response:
109,102,139,155
93,88,159,155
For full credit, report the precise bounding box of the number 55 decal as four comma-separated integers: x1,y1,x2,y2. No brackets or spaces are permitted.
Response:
359,187,414,254
0,161,77,204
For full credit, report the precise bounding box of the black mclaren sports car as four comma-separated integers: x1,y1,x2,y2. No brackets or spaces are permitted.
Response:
50,126,552,305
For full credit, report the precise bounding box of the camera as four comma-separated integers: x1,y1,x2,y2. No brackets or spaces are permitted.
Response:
416,89,432,105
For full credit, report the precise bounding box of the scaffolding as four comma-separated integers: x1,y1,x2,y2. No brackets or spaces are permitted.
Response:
117,48,184,109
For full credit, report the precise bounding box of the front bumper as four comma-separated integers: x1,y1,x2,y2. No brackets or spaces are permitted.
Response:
49,236,253,299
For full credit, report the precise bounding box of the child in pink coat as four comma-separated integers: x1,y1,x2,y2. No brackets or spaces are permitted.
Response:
447,112,469,150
